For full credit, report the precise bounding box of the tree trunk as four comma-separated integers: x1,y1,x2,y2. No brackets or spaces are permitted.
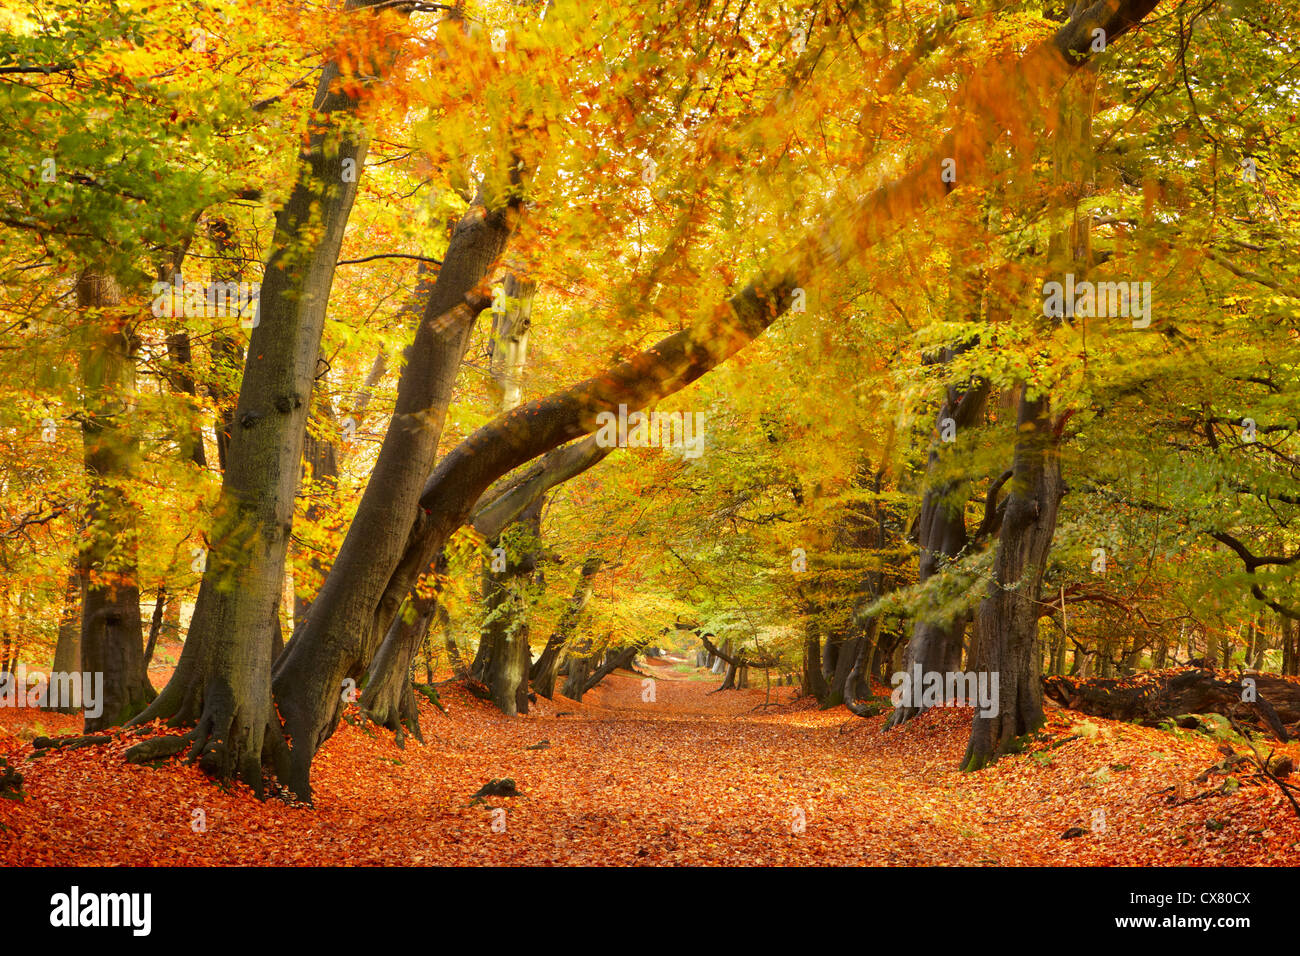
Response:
76,271,155,731
561,637,594,702
206,220,245,475
45,567,82,713
127,16,397,794
960,394,1063,771
1283,617,1298,677
532,556,603,699
362,435,612,725
272,191,516,797
142,587,166,682
361,602,431,745
165,332,208,469
477,273,540,714
888,371,990,727
802,630,828,699
1045,668,1296,740
478,496,544,715
578,641,644,696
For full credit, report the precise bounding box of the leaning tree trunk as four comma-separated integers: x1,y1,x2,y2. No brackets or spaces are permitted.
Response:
127,12,398,795
1044,668,1298,740
76,271,155,731
272,192,515,798
532,555,603,699
960,394,1064,771
576,640,646,697
718,648,739,691
359,436,612,728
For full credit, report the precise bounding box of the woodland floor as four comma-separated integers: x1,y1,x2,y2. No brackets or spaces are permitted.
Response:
2,655,1299,866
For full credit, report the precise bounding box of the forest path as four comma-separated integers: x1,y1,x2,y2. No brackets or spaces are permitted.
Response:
3,669,1298,865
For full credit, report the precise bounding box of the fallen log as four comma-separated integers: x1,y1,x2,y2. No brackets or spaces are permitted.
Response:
1043,667,1298,741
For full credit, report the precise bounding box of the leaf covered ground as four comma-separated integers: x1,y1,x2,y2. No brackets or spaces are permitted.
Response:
3,661,1299,866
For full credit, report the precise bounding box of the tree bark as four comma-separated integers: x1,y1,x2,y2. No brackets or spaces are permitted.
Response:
142,587,166,682
887,375,990,727
127,8,399,795
802,629,829,700
165,332,208,469
206,217,244,474
45,567,82,713
577,640,645,696
360,433,612,726
76,271,155,731
477,496,544,715
960,394,1064,770
1283,617,1298,677
531,555,603,699
272,191,516,797
1044,668,1297,741
476,273,540,713
957,0,1166,764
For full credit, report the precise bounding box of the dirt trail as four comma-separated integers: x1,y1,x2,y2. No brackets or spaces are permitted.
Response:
2,667,1298,865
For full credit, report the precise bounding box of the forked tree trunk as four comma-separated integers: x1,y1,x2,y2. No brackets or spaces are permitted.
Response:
887,375,990,727
960,394,1064,771
76,271,155,731
126,15,396,793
